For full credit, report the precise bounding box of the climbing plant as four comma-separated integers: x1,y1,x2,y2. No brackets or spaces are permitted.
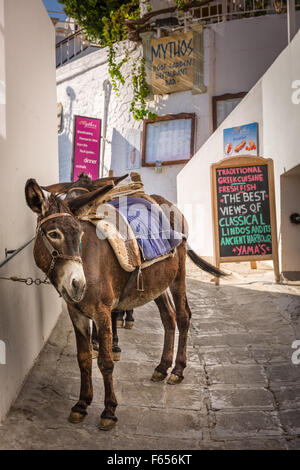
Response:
58,1,197,121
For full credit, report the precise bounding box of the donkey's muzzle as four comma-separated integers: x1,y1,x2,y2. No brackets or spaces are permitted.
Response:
69,276,86,303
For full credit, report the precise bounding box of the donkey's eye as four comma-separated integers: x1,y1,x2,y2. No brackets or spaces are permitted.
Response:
48,231,61,240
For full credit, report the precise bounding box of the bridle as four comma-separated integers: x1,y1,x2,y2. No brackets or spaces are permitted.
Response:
35,212,83,283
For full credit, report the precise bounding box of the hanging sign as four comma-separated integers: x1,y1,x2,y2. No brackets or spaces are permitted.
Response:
211,155,280,284
71,115,101,181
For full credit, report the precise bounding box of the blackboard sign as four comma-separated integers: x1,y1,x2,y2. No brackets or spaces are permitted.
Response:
211,156,279,283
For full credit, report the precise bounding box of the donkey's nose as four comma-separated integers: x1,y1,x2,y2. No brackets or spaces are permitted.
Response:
71,277,86,301
72,278,80,291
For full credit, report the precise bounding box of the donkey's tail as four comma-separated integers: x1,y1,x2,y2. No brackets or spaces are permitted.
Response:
187,244,227,278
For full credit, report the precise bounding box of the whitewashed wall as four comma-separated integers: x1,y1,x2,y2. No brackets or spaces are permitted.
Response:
177,30,300,275
56,14,296,204
0,0,60,422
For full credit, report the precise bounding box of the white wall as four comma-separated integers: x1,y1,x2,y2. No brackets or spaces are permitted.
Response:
177,29,300,273
0,0,60,422
56,14,296,204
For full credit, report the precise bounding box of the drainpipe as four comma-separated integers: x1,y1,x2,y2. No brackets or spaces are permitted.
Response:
100,79,112,177
287,0,296,43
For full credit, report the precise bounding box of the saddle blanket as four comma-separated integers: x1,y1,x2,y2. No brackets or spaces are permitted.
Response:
108,197,183,261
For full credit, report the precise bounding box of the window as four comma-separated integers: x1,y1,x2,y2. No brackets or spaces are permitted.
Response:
212,92,247,131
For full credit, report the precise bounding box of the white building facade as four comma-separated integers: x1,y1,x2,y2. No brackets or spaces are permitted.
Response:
0,0,60,422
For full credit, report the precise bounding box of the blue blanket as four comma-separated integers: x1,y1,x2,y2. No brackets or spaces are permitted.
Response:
108,197,183,261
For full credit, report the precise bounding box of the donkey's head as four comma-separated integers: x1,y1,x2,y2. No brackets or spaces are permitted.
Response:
25,179,86,304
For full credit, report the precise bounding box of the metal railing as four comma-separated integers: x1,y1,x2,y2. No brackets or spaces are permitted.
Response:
56,29,95,68
174,0,300,26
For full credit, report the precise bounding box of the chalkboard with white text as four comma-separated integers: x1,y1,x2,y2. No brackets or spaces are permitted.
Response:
215,164,272,258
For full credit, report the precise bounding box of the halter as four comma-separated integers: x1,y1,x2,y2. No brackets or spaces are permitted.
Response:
36,212,83,281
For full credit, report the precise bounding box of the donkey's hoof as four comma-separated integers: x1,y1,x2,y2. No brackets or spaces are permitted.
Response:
92,349,98,359
99,418,117,431
151,370,167,382
125,320,134,330
116,320,124,328
68,411,86,424
167,373,184,385
113,351,121,362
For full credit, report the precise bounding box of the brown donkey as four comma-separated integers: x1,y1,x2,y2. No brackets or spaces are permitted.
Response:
25,178,224,431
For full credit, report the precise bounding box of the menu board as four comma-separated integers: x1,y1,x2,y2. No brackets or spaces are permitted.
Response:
72,115,101,181
211,156,279,283
216,164,271,258
142,113,195,166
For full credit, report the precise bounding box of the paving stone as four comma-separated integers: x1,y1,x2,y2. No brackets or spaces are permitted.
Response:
273,386,300,409
0,260,299,449
198,347,254,365
210,388,275,411
279,409,300,435
265,363,300,386
213,411,283,439
222,438,288,450
206,364,267,386
137,408,204,440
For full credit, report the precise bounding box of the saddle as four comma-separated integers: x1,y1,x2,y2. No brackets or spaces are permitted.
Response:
79,173,182,275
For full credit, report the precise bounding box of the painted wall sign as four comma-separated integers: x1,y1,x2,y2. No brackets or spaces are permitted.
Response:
211,156,279,284
223,122,258,157
71,115,101,181
150,31,195,94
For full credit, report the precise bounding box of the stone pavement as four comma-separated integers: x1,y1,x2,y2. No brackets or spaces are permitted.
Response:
0,260,300,450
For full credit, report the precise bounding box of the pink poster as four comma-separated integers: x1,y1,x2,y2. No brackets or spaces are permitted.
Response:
72,115,101,181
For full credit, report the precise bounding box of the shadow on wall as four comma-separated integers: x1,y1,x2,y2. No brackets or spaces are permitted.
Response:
110,128,131,176
58,86,76,182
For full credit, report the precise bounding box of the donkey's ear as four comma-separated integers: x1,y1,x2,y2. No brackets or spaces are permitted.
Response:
42,182,74,194
25,179,49,215
68,183,114,215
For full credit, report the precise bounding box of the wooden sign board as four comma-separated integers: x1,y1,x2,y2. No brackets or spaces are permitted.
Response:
151,31,195,94
211,155,280,284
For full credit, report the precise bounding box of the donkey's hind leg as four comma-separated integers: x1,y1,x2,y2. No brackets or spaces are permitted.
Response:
67,305,93,423
151,291,176,382
168,249,191,385
111,310,121,361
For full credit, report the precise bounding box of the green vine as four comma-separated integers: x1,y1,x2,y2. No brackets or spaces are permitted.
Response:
58,0,159,122
130,58,157,121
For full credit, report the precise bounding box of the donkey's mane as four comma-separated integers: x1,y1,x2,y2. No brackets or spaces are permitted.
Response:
47,193,72,215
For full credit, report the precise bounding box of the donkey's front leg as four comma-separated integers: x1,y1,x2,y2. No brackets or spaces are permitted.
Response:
67,304,93,424
95,309,118,431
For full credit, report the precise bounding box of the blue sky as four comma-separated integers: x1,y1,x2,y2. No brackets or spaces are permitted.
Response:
42,0,67,19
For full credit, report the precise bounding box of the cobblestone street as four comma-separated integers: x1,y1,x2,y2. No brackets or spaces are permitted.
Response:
0,261,300,450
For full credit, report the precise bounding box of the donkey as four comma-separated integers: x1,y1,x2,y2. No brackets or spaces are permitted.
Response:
25,178,224,431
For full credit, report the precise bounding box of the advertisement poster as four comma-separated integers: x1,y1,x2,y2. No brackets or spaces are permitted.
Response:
72,115,101,181
223,122,258,157
125,129,141,170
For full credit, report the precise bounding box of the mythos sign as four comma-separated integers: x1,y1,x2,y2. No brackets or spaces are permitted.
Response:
148,29,204,95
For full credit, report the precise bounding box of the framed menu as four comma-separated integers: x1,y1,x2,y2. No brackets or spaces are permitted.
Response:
71,115,101,181
141,113,195,166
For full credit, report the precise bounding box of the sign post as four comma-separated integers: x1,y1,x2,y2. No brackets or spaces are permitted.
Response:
211,155,280,285
71,115,101,181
